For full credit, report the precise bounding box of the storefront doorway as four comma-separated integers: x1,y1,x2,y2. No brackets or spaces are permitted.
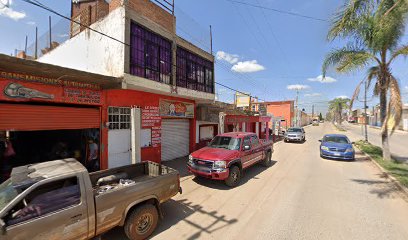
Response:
161,119,190,161
0,128,99,183
0,103,101,182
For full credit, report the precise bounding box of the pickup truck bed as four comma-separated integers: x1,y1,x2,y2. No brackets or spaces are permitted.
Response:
89,162,180,236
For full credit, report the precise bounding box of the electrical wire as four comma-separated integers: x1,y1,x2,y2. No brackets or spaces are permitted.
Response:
19,0,130,46
225,0,329,22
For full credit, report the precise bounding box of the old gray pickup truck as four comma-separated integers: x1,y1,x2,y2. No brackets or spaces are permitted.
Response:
0,159,181,240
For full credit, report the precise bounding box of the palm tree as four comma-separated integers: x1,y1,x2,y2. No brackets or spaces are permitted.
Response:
322,0,406,160
328,98,350,125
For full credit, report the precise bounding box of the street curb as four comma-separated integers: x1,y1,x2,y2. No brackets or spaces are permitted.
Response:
355,146,408,199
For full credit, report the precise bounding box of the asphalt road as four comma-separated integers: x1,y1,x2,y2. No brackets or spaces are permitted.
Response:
342,122,408,162
105,123,408,240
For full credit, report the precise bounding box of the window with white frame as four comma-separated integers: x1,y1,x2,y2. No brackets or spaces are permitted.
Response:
108,107,131,130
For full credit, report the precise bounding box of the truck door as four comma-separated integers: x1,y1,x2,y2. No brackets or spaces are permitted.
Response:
2,176,89,240
241,136,254,168
250,135,263,164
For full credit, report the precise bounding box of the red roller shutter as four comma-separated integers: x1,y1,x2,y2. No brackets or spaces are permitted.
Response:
0,104,100,131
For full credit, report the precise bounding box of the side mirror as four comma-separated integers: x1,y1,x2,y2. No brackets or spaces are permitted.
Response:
352,142,355,144
0,218,6,235
318,139,322,142
243,145,250,151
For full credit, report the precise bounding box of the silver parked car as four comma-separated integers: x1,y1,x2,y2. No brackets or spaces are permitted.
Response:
284,127,306,143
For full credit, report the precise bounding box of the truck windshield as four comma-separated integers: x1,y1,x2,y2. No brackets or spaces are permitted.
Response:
209,136,241,150
0,179,20,211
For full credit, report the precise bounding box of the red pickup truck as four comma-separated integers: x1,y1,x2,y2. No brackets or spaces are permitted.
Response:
187,132,274,187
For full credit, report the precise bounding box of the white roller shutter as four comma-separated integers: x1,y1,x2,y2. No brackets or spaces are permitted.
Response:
161,119,190,161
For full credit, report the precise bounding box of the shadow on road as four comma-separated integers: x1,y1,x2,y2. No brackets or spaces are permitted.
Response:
192,160,277,190
102,199,238,240
350,174,406,200
162,156,192,178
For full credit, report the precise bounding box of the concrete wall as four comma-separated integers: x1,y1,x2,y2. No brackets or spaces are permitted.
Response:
39,7,126,77
266,101,294,128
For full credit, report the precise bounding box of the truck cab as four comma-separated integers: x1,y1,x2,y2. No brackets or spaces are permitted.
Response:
187,132,273,187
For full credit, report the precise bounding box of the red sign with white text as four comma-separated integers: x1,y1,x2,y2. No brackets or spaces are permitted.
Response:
0,79,102,106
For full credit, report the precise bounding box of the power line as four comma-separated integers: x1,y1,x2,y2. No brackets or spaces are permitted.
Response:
225,0,329,22
19,0,130,46
254,0,291,75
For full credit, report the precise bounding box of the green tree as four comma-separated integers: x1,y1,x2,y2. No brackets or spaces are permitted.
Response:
328,98,350,125
322,0,406,160
319,112,323,121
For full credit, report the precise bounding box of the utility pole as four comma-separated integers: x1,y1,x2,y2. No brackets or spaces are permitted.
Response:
49,16,52,49
35,26,38,59
295,90,299,127
209,25,213,55
364,79,368,142
312,105,315,119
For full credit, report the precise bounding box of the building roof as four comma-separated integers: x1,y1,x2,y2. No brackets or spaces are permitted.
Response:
0,54,122,89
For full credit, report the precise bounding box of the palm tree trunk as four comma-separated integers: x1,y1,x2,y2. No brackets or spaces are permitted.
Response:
380,88,391,160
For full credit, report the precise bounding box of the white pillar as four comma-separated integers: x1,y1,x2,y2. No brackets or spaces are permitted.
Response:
131,107,141,164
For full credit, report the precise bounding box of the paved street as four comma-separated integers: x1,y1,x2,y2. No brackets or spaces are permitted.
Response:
104,123,408,240
343,122,408,162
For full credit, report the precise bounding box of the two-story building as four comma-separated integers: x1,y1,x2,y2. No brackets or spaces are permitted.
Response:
38,0,215,168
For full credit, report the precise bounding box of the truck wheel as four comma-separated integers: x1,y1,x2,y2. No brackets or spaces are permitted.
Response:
225,166,241,187
124,204,159,240
262,151,272,167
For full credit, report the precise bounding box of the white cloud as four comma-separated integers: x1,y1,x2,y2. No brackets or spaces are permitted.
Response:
216,51,240,64
337,95,349,99
305,93,322,97
308,75,337,83
231,60,265,73
287,84,310,91
404,86,408,92
26,21,35,25
58,33,69,38
0,0,26,21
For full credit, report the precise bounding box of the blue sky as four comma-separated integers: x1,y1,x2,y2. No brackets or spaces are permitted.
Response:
1,0,408,114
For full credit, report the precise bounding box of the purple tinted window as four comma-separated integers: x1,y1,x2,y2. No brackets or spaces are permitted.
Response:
130,22,171,83
176,47,214,93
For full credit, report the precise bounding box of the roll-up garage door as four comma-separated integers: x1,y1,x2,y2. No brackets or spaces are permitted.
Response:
0,103,100,131
161,119,190,161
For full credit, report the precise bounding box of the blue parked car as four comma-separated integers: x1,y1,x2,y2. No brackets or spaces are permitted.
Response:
319,134,355,160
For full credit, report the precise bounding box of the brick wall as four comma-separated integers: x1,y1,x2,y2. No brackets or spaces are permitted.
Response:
126,0,174,33
109,0,122,12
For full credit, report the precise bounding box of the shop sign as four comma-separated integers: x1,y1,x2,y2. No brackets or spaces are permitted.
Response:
0,71,101,90
142,106,161,128
0,80,102,105
159,99,194,118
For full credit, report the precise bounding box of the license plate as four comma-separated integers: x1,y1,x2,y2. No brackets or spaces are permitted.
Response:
334,152,341,156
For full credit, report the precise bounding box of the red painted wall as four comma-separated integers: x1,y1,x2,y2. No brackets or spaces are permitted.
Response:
100,89,196,169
